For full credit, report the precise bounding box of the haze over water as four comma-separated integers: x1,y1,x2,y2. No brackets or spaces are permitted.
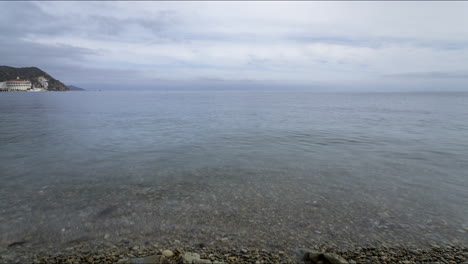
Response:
1,90,467,254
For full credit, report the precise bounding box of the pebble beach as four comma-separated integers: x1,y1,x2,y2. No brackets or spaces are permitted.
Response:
4,242,467,264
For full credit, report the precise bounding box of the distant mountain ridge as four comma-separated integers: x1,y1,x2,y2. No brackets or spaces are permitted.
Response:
67,85,86,91
0,66,69,91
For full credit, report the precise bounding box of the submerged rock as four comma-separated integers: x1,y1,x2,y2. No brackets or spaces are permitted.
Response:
94,205,119,219
298,249,348,264
192,259,212,264
321,253,348,264
7,241,26,248
129,255,174,264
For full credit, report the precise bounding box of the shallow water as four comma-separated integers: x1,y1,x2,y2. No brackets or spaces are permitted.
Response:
0,90,467,254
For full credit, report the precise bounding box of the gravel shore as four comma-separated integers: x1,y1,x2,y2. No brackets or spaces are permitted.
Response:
4,243,465,264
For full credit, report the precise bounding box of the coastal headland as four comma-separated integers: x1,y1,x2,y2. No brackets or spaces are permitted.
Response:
0,66,69,91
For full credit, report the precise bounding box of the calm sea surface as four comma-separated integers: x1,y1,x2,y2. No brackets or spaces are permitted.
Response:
1,90,467,254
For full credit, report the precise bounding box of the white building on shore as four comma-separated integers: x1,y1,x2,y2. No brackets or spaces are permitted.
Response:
0,77,32,91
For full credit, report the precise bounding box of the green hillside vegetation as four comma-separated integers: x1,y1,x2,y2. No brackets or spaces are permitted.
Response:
0,66,69,91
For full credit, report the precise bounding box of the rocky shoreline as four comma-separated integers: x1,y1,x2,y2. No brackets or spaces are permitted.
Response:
9,244,465,264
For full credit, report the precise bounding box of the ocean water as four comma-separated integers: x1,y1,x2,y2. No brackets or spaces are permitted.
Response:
0,90,467,254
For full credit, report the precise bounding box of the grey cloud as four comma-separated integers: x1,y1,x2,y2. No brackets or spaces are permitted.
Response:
86,14,174,36
288,35,468,51
87,15,122,36
247,55,271,67
0,2,178,39
0,38,96,87
0,38,95,66
44,65,143,86
0,2,70,37
0,38,140,87
384,72,468,79
130,11,178,34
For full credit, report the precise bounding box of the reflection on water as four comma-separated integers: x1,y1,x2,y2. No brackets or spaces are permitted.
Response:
0,91,467,254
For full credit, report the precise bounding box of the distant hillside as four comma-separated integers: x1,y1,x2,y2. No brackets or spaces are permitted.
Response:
67,85,86,91
0,66,69,91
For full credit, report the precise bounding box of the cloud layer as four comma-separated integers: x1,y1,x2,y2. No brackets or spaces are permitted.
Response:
1,1,468,90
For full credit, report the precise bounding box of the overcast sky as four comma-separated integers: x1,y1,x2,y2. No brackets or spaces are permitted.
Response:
1,1,468,90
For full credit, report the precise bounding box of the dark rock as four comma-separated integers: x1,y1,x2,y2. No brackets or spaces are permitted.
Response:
294,248,314,262
301,250,348,264
8,241,26,247
322,253,348,264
